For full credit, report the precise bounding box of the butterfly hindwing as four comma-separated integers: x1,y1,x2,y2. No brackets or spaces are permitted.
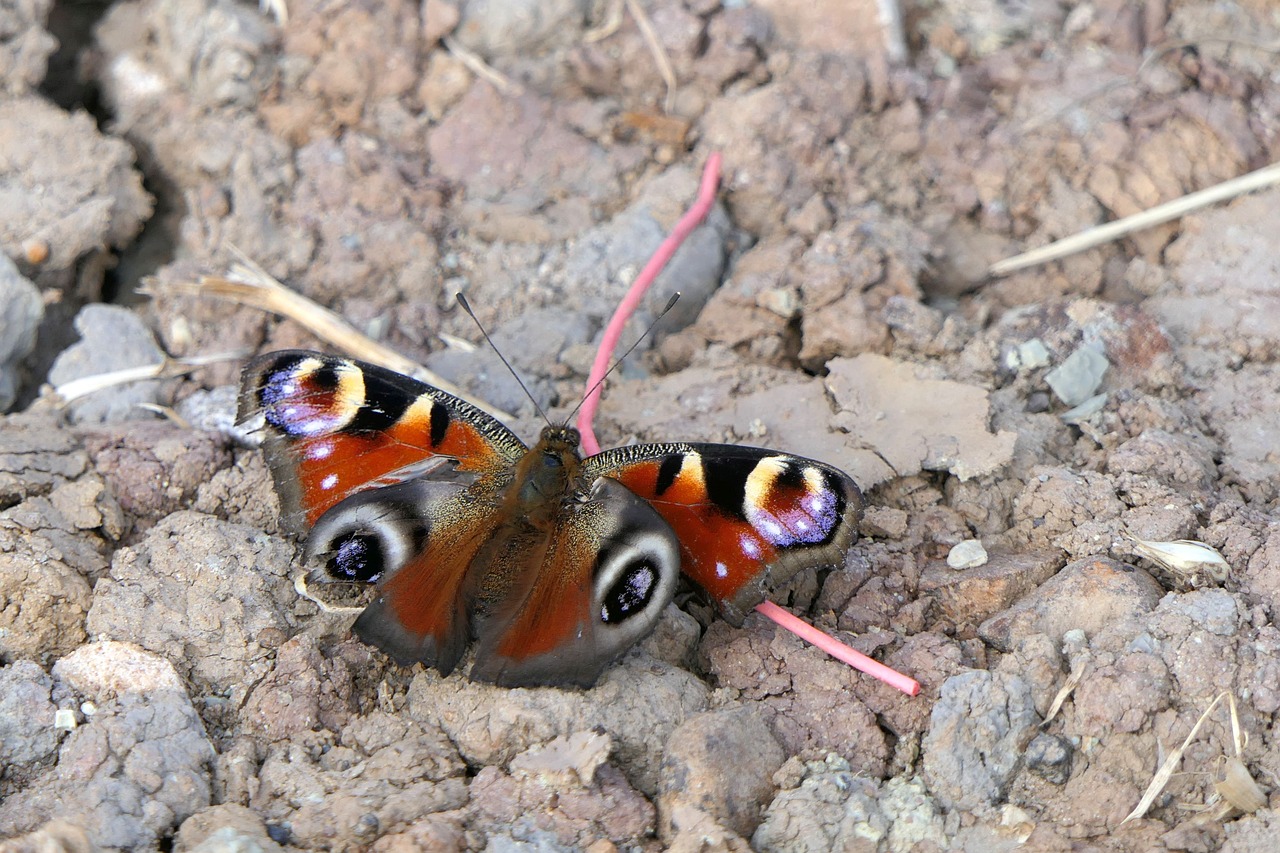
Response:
239,350,526,533
585,443,864,624
469,477,681,687
302,441,680,687
303,478,496,675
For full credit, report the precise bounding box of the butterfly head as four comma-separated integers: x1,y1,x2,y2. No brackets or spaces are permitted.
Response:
537,424,581,456
510,425,585,515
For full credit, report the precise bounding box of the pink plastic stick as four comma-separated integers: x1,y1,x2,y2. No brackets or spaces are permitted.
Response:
577,151,920,697
576,151,724,455
756,601,921,696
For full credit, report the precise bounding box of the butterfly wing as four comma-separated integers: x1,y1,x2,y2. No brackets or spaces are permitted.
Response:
468,477,681,687
239,350,526,533
583,443,864,624
305,471,680,687
304,478,507,676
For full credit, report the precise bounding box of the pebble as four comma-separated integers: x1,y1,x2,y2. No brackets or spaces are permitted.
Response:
947,539,989,569
1044,342,1109,407
0,253,43,411
47,303,166,423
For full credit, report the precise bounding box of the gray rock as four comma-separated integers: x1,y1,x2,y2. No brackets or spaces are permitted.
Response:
0,660,58,770
0,253,42,410
175,384,242,440
1025,732,1073,785
48,304,166,424
753,755,890,852
564,164,731,336
425,306,592,419
657,706,785,840
0,642,215,849
453,0,588,58
86,511,300,700
408,656,710,797
921,670,1040,811
0,0,56,96
1044,341,1109,407
0,97,152,291
1154,588,1242,637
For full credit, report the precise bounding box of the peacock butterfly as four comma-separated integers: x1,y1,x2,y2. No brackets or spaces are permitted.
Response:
239,350,863,687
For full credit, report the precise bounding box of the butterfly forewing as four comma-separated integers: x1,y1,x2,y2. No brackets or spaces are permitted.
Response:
239,351,526,532
585,443,864,623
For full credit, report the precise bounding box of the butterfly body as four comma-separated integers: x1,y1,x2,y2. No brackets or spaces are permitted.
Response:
241,350,863,687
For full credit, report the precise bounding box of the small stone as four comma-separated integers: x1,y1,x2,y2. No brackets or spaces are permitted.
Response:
947,539,989,569
48,303,167,424
1060,392,1108,424
1026,732,1073,784
54,708,76,731
0,253,43,410
22,237,49,264
1006,338,1050,371
1044,342,1109,407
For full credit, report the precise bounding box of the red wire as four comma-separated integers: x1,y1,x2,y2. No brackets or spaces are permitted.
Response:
576,151,724,455
576,152,919,697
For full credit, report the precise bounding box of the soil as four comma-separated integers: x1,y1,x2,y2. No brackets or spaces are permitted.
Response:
2,0,1280,850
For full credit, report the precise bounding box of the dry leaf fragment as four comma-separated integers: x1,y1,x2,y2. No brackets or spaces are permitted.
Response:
1216,756,1267,813
1129,538,1230,586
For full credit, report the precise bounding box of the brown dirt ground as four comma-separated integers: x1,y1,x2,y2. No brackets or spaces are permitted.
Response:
3,0,1280,850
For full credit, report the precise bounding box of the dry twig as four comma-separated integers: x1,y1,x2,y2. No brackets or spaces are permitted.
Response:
988,161,1280,277
443,36,522,95
177,253,516,422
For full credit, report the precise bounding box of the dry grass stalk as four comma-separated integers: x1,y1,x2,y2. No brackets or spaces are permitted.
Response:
584,0,625,43
1042,655,1088,727
443,36,522,95
53,352,243,403
1123,692,1265,824
988,161,1280,277
624,0,677,113
182,254,515,422
294,573,364,615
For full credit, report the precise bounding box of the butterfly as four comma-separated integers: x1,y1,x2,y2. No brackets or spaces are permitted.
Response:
239,350,864,687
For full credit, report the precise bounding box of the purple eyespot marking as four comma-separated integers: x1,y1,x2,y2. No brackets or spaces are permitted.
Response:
261,365,347,437
746,482,838,547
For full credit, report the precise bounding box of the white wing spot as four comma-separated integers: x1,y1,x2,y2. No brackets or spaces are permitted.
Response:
715,562,728,578
320,473,339,491
307,441,334,460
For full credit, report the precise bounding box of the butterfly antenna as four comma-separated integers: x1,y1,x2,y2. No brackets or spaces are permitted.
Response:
566,292,680,422
455,293,552,426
